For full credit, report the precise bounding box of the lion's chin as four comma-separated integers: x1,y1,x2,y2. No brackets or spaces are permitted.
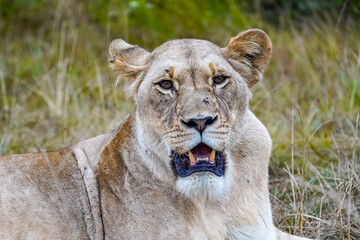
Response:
176,171,230,201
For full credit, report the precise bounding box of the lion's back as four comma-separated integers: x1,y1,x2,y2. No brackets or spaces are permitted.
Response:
0,149,89,239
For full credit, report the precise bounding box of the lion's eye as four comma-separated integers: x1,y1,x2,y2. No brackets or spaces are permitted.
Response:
212,75,228,85
158,80,173,90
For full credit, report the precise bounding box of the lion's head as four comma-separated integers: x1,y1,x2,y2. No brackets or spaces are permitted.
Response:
109,29,272,201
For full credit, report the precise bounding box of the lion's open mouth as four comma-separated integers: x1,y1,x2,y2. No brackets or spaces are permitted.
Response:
172,143,225,177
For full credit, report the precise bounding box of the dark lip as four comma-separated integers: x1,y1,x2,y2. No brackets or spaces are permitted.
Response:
172,150,225,177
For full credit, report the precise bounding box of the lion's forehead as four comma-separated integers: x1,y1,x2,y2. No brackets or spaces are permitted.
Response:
149,40,225,67
151,39,221,57
145,40,233,84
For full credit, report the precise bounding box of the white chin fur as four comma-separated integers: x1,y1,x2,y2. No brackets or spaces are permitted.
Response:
176,171,231,202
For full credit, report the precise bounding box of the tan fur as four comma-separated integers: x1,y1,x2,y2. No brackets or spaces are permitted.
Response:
0,29,312,240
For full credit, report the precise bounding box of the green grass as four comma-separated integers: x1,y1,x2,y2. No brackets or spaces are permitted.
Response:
1,1,359,239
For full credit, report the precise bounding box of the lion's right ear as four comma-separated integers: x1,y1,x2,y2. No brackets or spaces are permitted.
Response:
222,29,272,88
109,39,150,79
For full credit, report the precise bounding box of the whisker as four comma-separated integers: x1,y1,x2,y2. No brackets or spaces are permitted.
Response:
206,136,228,140
163,128,183,136
207,131,229,135
171,139,188,145
169,133,193,139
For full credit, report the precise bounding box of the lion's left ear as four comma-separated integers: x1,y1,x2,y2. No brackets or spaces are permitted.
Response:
222,29,272,88
109,39,150,79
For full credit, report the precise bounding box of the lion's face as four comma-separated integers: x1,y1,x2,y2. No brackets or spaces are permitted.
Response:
109,29,272,200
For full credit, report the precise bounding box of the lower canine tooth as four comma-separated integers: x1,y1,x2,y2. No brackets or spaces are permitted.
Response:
189,151,196,165
209,149,215,163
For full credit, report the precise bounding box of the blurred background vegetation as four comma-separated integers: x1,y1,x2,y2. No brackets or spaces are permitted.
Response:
0,0,359,239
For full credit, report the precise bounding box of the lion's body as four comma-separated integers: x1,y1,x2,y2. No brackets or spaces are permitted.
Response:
0,111,307,240
0,149,89,239
0,30,311,240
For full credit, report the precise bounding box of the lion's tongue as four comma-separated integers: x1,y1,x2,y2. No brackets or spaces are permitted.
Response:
188,143,215,165
191,143,212,158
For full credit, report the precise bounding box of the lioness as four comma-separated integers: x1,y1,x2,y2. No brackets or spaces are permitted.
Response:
0,29,310,240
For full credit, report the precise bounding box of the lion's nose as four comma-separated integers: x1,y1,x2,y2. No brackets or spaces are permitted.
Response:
181,116,218,132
